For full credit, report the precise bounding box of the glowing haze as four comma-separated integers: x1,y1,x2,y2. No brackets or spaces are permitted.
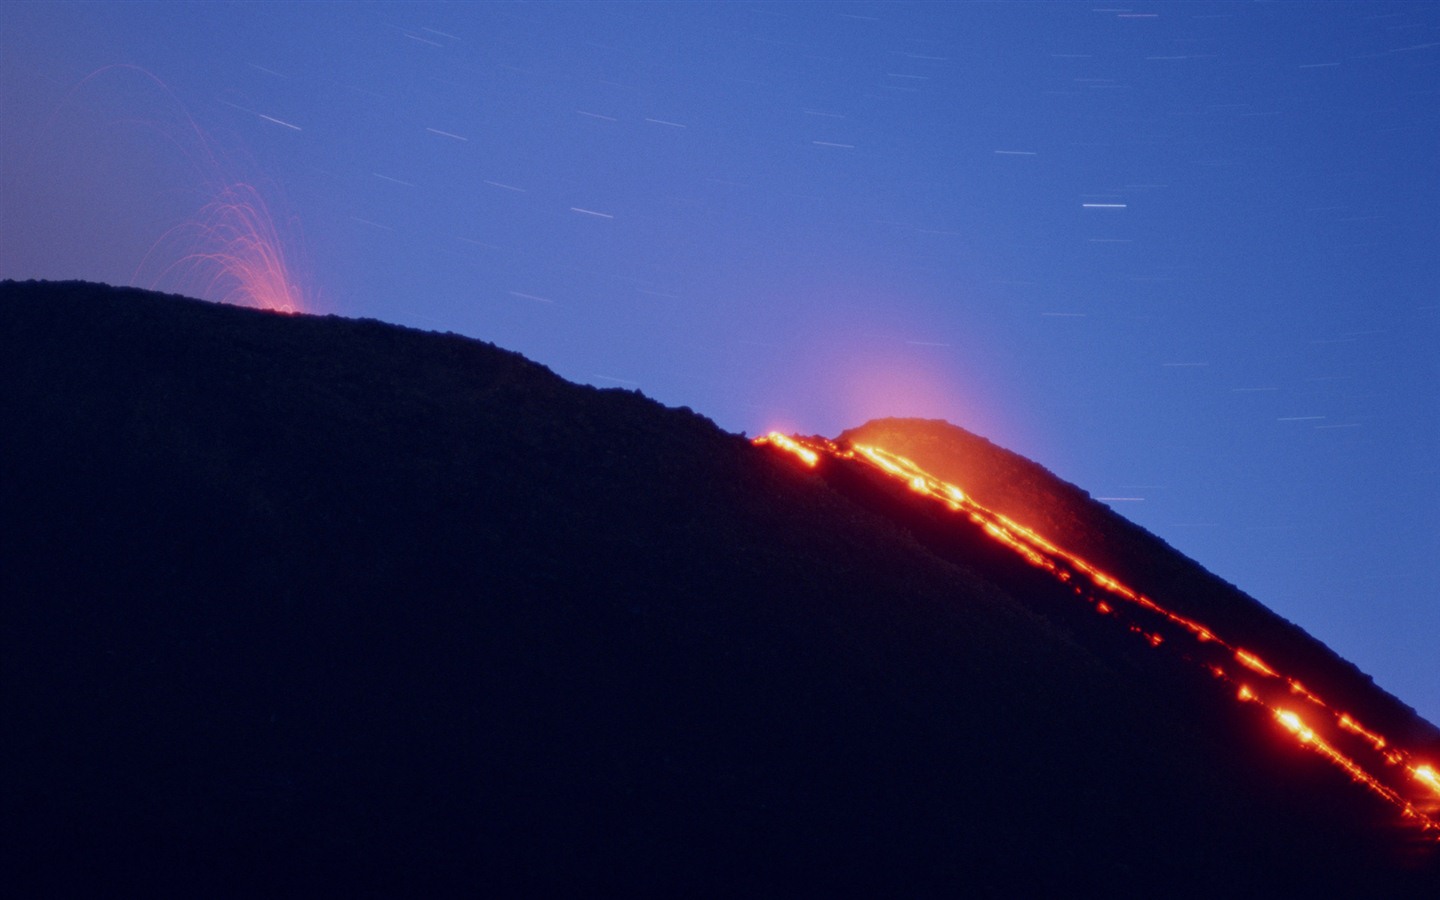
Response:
0,3,1435,723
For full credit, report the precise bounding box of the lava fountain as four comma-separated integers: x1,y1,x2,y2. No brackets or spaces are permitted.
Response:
41,65,311,313
137,177,308,314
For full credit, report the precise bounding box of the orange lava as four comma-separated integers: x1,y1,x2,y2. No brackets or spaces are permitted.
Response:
756,431,1440,840
1417,765,1440,797
753,433,819,467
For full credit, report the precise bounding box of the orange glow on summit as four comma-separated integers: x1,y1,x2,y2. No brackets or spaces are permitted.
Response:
755,431,1440,841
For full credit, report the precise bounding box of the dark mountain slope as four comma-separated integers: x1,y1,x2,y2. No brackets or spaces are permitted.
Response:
841,418,1440,751
2,280,1436,896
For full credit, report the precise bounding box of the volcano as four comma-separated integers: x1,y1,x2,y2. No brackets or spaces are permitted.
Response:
2,280,1437,895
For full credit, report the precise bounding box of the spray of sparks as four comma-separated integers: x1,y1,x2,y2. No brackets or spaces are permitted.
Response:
136,179,308,313
50,65,310,313
756,432,1440,840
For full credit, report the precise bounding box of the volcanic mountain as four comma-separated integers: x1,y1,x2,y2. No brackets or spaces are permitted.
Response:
2,280,1437,895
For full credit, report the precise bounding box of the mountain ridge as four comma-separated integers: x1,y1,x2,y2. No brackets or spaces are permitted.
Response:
2,280,1436,894
839,417,1439,749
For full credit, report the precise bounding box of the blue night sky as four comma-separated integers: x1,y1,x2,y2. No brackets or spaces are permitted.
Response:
3,2,1437,724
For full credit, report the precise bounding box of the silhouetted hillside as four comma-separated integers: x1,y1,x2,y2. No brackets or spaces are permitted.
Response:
2,280,1436,896
842,418,1440,751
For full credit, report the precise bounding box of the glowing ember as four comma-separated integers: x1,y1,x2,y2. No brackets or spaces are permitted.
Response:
1277,710,1315,743
1288,680,1324,705
1338,713,1387,751
1417,766,1440,797
755,431,1440,841
1236,650,1279,678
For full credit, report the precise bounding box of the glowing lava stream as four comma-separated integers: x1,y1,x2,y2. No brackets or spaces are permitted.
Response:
755,433,1440,839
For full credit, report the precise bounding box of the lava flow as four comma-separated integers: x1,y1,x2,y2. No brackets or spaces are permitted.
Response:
755,432,1440,841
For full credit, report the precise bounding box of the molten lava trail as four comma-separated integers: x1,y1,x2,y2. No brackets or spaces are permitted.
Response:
755,433,1440,840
